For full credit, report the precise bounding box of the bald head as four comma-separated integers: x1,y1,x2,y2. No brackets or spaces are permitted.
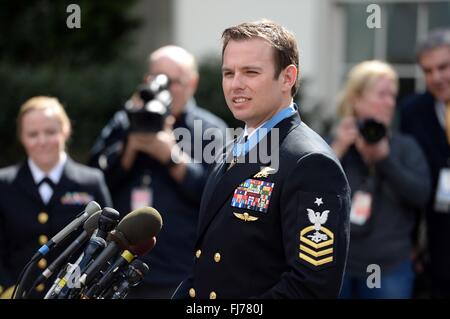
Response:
148,45,198,79
146,46,199,116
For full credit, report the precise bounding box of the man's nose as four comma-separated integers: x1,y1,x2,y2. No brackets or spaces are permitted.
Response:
231,73,245,90
430,69,442,84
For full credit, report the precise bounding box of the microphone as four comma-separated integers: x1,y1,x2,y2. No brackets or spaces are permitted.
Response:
82,232,156,299
32,201,101,261
48,207,120,299
82,250,135,299
14,201,102,299
79,207,162,290
71,207,121,273
29,211,101,291
110,260,149,299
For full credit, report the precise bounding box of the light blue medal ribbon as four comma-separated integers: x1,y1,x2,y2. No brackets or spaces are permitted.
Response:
232,103,298,158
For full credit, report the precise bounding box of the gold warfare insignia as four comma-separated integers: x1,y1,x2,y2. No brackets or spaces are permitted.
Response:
254,166,276,179
233,212,259,222
299,206,334,267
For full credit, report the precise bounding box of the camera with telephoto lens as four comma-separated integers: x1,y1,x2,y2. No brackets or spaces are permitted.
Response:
125,74,172,133
357,118,387,144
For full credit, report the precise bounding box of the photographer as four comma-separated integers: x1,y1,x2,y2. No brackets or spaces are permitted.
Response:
331,60,430,298
89,45,228,298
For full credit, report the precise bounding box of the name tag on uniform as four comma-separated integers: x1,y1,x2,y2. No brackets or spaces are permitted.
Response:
131,187,153,211
350,191,372,225
231,178,274,213
434,168,450,213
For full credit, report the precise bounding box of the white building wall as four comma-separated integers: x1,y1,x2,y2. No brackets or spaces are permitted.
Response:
174,0,319,78
172,0,340,130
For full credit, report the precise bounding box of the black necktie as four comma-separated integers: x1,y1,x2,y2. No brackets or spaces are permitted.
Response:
37,177,55,190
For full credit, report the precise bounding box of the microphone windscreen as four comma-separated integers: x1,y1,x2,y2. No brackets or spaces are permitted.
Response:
85,201,102,216
83,211,101,233
101,207,120,220
116,207,163,245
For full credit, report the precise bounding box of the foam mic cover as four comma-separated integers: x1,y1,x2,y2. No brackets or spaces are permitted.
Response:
79,207,162,287
109,207,163,250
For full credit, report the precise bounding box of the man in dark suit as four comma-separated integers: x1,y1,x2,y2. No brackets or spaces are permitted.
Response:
400,29,450,297
174,20,351,299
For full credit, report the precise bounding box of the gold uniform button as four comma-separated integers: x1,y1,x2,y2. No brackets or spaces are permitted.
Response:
195,250,201,258
38,258,47,269
209,291,217,299
38,235,48,245
214,253,221,263
189,288,196,298
35,284,45,292
38,212,49,224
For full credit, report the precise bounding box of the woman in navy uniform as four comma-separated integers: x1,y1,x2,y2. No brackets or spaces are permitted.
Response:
0,96,112,298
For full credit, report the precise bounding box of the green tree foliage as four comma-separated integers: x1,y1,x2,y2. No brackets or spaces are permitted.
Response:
0,62,142,166
0,1,142,166
195,57,238,128
0,0,140,66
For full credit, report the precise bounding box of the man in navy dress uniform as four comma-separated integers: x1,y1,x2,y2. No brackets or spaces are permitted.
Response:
174,20,351,299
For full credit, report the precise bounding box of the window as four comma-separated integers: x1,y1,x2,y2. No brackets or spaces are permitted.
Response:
340,1,450,102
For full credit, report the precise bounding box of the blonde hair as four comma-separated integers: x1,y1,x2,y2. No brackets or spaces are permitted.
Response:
17,96,71,138
337,60,398,117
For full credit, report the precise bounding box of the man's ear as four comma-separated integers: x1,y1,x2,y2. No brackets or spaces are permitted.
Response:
189,75,199,94
282,64,298,93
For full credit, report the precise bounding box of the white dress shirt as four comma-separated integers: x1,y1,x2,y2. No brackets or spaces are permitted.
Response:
28,152,67,204
435,99,446,130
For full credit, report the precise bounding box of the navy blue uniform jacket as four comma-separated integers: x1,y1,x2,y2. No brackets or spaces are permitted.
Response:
175,112,351,299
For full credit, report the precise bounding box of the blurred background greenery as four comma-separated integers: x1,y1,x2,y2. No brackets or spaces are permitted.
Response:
0,0,239,166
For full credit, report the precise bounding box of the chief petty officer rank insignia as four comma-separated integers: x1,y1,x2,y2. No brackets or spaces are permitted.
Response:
298,192,340,270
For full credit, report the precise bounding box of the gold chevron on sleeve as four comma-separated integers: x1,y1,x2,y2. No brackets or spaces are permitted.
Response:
300,244,333,258
298,225,334,267
299,253,333,266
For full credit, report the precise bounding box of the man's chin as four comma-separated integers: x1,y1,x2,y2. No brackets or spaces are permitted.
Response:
230,108,250,121
432,89,450,102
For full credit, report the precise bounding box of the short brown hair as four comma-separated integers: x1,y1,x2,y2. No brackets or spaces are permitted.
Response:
222,19,299,96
